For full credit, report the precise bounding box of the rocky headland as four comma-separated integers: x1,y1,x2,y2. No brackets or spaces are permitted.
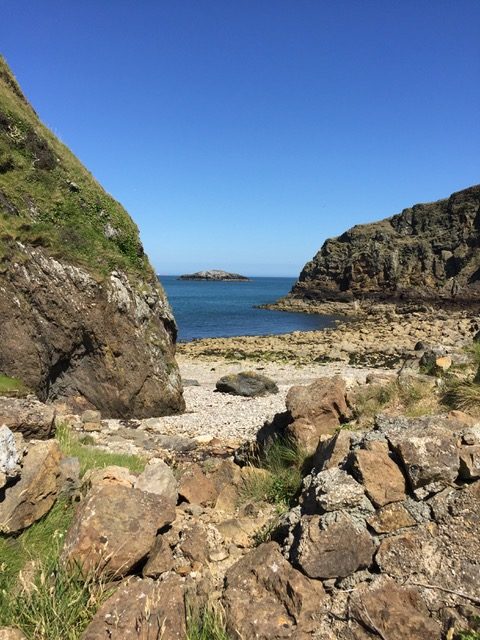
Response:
179,269,250,281
266,184,480,315
0,57,183,418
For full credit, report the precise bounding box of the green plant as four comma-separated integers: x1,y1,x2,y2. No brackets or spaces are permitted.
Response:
240,437,309,508
55,423,146,476
1,549,112,639
186,602,230,640
442,380,480,415
0,373,28,396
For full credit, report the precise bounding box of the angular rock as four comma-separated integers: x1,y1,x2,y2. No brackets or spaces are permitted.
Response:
216,371,278,397
82,575,186,639
58,456,81,496
0,439,61,533
376,415,460,490
349,576,442,640
62,485,175,577
178,463,217,506
82,465,136,490
0,425,22,488
284,417,320,453
223,542,325,639
301,467,369,515
366,502,416,534
459,445,480,480
286,376,352,437
142,536,175,578
134,458,178,505
312,430,353,471
291,513,375,579
350,441,406,507
0,397,55,440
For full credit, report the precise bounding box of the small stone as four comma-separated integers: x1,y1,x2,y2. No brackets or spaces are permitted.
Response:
178,463,217,506
216,371,278,397
81,409,102,424
350,441,406,507
134,458,178,505
458,445,480,480
142,536,174,578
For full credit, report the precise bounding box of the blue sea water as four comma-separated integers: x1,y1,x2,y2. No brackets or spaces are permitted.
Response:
159,276,338,342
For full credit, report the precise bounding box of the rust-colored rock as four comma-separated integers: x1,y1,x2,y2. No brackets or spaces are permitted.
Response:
0,439,61,533
82,575,186,639
62,485,175,577
178,463,217,506
223,542,325,639
349,576,442,640
292,513,375,579
312,430,354,471
286,376,352,438
0,397,55,440
366,502,416,534
350,441,406,507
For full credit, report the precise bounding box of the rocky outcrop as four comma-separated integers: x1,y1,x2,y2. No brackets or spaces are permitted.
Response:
179,269,249,281
284,184,480,306
0,57,183,418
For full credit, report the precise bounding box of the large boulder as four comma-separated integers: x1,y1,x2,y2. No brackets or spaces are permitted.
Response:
216,371,278,397
0,58,184,419
0,397,55,440
62,485,176,577
82,576,186,640
284,377,352,451
0,439,61,533
223,542,325,639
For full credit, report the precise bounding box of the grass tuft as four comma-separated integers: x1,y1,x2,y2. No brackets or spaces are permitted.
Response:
55,422,146,476
442,380,480,415
240,437,308,508
0,373,29,396
186,602,230,640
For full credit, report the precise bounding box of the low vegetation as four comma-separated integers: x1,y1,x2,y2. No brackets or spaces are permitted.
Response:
55,422,146,476
353,378,439,425
0,424,146,637
240,437,309,508
0,373,28,396
186,602,230,640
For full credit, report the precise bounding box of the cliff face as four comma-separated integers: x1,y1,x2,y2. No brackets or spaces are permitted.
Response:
290,185,480,305
0,57,184,417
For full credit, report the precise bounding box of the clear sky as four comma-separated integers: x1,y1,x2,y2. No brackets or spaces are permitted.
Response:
1,1,479,276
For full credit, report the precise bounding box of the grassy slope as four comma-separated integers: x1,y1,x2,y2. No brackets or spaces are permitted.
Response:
0,55,154,281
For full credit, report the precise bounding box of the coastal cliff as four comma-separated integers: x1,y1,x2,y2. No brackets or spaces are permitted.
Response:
283,185,480,309
0,57,184,417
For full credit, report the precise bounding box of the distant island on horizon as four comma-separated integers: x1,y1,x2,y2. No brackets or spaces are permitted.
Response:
178,269,250,281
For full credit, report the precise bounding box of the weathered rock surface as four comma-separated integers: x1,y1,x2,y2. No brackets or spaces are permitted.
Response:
62,485,176,576
216,371,278,397
349,576,442,639
350,441,406,507
0,57,184,418
0,630,27,640
0,439,61,533
283,184,480,305
0,425,22,488
291,513,376,579
223,542,325,639
178,463,218,506
82,576,186,640
134,458,178,505
0,397,55,439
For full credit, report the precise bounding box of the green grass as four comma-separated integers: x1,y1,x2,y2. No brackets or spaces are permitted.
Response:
353,379,438,425
0,373,28,396
55,423,146,476
0,55,153,282
442,380,480,415
240,437,309,508
186,602,230,640
0,546,112,640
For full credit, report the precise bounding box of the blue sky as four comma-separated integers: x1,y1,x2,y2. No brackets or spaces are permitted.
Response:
1,1,479,276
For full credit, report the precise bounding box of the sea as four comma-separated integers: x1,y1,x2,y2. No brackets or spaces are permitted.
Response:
159,275,338,342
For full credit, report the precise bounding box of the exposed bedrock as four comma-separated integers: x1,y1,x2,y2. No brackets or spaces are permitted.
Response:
0,246,184,417
289,184,480,305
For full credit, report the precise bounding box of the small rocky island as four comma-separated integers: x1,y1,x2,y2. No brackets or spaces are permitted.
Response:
179,269,250,281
